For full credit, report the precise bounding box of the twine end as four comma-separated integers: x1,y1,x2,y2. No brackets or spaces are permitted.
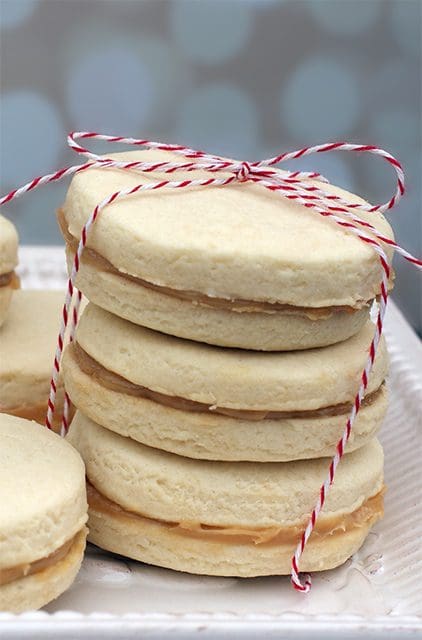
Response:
291,573,312,593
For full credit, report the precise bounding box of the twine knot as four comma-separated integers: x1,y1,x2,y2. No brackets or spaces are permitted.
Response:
236,161,252,182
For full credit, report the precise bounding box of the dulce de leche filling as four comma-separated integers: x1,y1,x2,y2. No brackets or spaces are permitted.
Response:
57,208,370,318
0,271,19,288
0,535,77,587
87,481,384,546
71,342,383,421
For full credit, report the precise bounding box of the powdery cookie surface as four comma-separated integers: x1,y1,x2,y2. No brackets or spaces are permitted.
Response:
75,303,388,412
63,150,394,307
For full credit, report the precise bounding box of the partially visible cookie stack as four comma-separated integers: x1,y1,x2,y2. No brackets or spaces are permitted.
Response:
62,151,393,576
0,290,68,430
0,214,68,430
0,414,88,612
0,219,88,613
0,214,19,327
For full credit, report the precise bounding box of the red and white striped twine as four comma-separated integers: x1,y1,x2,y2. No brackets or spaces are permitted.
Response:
1,132,421,592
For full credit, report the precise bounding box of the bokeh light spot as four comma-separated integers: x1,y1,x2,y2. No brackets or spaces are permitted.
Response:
170,0,252,64
0,0,39,29
66,46,154,133
176,84,258,158
280,57,361,141
0,90,63,187
308,0,381,35
390,2,421,57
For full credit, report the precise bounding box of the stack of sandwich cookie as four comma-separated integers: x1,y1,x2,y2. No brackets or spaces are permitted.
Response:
62,150,392,577
0,414,87,612
0,290,69,431
0,214,19,327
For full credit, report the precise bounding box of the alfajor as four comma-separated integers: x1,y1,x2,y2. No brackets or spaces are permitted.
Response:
0,290,66,430
0,414,88,612
68,414,384,577
63,303,388,462
0,214,19,327
59,150,394,351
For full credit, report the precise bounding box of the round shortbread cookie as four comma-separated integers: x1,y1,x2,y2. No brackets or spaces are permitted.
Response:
74,303,388,412
0,529,86,614
63,342,388,461
68,415,384,576
66,247,370,351
63,151,394,307
0,414,87,569
68,414,384,528
86,493,380,577
61,150,393,349
0,414,88,612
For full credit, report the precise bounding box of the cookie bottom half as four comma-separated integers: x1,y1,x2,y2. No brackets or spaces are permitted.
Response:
0,528,87,613
87,485,383,578
68,249,370,351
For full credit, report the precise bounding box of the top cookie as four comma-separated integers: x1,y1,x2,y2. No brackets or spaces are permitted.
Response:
62,150,393,308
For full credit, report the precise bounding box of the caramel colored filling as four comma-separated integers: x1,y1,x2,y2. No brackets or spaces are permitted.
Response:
87,481,384,546
71,342,383,421
57,208,370,318
2,401,73,434
0,535,76,587
0,271,19,289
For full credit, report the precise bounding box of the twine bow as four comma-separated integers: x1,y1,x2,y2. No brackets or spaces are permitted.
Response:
1,132,421,593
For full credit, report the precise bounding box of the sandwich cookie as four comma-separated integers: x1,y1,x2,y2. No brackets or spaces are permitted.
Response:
0,214,19,327
0,290,68,431
59,150,394,351
0,414,88,612
68,414,384,577
63,303,388,462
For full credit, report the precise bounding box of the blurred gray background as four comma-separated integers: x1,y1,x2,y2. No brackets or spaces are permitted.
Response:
0,0,421,332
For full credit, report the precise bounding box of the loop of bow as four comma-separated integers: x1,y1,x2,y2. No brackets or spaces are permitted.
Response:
1,132,421,594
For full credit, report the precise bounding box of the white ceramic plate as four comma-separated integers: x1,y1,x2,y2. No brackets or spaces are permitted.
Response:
1,247,421,639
